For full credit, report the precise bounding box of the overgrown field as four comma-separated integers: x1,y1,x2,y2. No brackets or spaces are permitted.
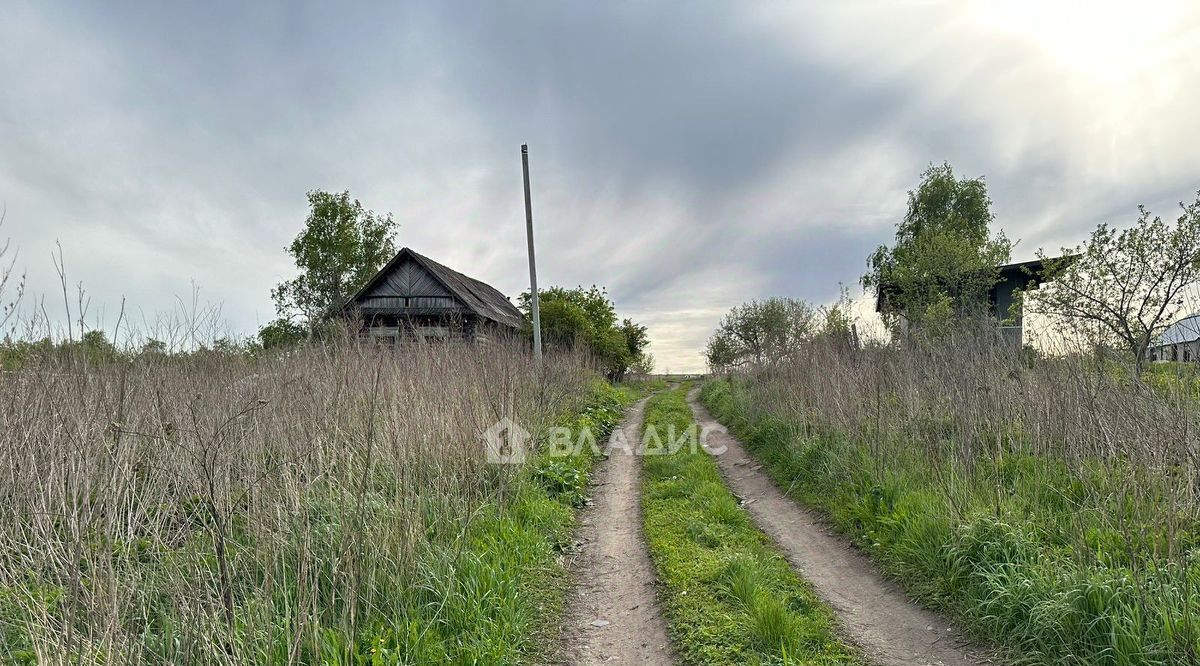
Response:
702,334,1200,665
0,340,630,664
640,386,859,665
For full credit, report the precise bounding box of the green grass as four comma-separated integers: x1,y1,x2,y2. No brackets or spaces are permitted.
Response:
701,377,1200,666
1143,361,1200,401
639,386,860,665
622,376,671,394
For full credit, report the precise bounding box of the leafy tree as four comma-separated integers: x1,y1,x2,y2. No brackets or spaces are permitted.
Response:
272,190,397,331
518,286,650,378
78,330,117,365
257,318,307,350
590,326,633,377
815,288,860,350
863,163,1011,330
0,336,51,370
705,332,740,371
630,351,655,375
619,318,649,364
141,338,168,355
534,296,593,347
3,331,127,368
705,297,817,370
211,338,243,354
1023,193,1200,374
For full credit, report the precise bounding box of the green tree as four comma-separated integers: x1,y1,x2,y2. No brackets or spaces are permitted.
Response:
705,297,818,370
518,286,649,378
534,296,593,347
1,336,51,370
863,163,1011,330
272,190,398,331
815,288,860,350
705,332,740,371
1024,192,1200,374
629,351,655,375
141,338,168,356
619,317,650,364
211,338,243,355
257,318,307,350
78,330,117,365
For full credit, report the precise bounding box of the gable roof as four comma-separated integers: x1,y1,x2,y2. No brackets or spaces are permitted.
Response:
348,247,525,329
1155,313,1200,347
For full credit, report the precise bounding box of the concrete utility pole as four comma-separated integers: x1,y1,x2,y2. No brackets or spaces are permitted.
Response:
522,144,543,364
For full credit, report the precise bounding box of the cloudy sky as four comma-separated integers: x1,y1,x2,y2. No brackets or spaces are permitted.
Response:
2,1,1198,371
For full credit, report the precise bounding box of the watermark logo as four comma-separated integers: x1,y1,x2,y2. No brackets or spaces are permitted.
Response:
483,417,531,464
483,418,728,462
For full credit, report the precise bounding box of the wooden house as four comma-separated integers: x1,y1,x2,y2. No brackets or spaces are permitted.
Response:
345,247,524,343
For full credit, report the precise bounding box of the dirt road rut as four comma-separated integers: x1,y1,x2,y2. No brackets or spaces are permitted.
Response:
688,387,991,666
560,396,673,665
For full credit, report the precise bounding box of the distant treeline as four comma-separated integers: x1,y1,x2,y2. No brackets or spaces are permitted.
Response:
0,330,268,370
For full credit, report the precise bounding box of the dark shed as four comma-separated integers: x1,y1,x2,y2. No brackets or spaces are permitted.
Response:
874,256,1072,344
990,258,1057,345
346,247,524,343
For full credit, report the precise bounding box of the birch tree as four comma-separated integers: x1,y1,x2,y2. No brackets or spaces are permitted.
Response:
271,190,397,330
863,163,1011,331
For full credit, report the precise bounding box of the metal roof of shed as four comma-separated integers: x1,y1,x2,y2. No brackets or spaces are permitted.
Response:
1156,314,1200,346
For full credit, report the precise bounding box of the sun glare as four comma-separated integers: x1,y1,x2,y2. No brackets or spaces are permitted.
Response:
973,0,1191,82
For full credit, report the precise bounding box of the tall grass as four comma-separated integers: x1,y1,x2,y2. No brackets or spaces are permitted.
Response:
702,327,1200,665
0,337,606,664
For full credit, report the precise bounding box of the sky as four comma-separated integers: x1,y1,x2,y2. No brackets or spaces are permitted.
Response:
1,1,1199,372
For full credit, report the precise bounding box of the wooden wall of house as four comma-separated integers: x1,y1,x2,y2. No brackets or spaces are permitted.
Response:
363,257,452,300
361,312,478,344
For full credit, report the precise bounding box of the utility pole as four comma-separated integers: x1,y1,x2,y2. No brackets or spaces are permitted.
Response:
522,144,542,364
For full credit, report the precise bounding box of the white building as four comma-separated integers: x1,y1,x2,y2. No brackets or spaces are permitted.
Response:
1148,314,1200,363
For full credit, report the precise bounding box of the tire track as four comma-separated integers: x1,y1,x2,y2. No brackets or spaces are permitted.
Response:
559,395,674,665
688,387,992,666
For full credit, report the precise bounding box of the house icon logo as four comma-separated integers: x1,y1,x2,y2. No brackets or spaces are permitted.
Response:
483,417,530,464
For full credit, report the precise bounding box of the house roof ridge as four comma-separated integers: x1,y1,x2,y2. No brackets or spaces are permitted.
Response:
348,246,524,329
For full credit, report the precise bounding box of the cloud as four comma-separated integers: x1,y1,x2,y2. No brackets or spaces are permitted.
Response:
1,1,1198,371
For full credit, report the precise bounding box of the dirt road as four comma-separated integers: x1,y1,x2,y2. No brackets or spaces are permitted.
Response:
687,388,992,666
560,396,674,665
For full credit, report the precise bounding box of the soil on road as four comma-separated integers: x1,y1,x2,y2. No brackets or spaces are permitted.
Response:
559,396,674,665
688,387,992,666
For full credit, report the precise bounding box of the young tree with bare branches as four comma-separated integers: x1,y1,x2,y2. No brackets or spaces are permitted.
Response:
1025,192,1200,374
0,206,25,334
